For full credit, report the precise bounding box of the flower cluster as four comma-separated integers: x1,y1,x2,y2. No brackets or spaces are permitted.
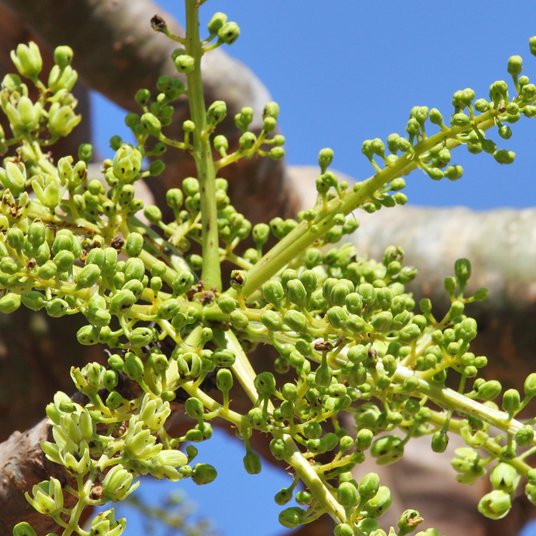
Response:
9,3,536,536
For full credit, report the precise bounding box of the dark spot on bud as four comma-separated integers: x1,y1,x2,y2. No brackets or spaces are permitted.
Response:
314,340,333,352
111,236,125,251
151,14,167,31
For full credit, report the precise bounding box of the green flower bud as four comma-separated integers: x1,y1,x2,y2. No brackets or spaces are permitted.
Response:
371,311,393,333
102,464,139,502
46,298,69,318
77,264,101,288
278,507,304,530
124,232,144,258
11,41,42,79
283,309,307,332
144,204,162,224
207,100,227,125
355,429,374,451
491,462,519,494
507,55,523,78
327,306,347,329
428,108,444,126
218,21,240,44
502,388,521,415
474,380,502,401
431,430,449,453
166,188,183,211
0,292,21,314
478,490,512,520
260,309,282,331
192,463,217,485
274,487,293,506
364,485,392,518
230,309,248,329
128,327,155,347
243,452,262,475
239,131,256,151
318,147,334,173
494,149,515,164
370,435,404,465
334,524,354,536
113,145,142,182
214,369,233,393
337,481,358,507
207,12,227,33
454,258,471,283
48,103,81,138
270,438,288,460
148,159,165,176
141,112,162,136
263,280,285,307
254,371,276,398
12,523,37,536
1,162,26,197
172,271,195,295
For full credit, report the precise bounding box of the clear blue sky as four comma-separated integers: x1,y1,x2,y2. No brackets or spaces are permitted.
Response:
90,2,536,535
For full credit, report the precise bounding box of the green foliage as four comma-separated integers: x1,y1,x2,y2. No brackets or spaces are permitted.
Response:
8,1,536,535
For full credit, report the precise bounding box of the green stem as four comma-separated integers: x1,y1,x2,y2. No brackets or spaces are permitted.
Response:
185,0,221,291
241,113,499,297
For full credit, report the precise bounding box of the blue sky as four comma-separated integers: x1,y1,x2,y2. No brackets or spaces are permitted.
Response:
89,2,536,535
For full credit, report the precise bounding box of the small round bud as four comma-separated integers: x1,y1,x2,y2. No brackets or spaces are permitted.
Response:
494,149,515,164
478,490,512,520
318,147,334,172
191,463,217,485
174,54,195,74
507,55,523,78
207,12,227,33
218,22,240,45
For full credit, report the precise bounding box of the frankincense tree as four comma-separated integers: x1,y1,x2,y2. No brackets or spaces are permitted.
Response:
6,1,536,535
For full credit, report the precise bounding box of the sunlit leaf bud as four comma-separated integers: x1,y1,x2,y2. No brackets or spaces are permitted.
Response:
494,149,515,164
11,42,42,79
191,463,217,485
337,482,358,507
478,490,512,520
243,452,262,475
